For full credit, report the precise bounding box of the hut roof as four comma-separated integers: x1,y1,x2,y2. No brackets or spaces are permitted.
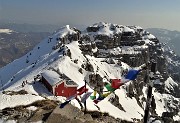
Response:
41,70,63,86
41,70,78,87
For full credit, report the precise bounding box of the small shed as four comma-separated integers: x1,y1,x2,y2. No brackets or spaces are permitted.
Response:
41,70,78,97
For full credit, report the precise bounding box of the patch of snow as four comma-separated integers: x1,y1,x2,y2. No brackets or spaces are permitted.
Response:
29,121,43,123
148,117,162,123
136,26,143,30
153,90,167,116
97,25,114,37
84,22,123,38
110,46,145,55
143,34,156,40
54,25,77,38
0,94,44,110
165,77,178,93
0,119,17,123
0,29,14,34
123,26,135,33
26,106,37,111
173,112,180,121
143,87,167,116
92,47,98,53
144,39,154,44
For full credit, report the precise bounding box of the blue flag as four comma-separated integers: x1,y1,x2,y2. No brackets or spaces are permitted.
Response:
60,100,71,108
96,96,105,100
125,69,140,80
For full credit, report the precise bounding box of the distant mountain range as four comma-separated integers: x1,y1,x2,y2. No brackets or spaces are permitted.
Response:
0,23,59,32
0,29,50,68
146,28,180,56
0,23,86,33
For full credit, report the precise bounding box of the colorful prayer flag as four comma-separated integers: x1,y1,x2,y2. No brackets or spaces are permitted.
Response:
94,92,112,104
77,85,86,92
90,91,97,100
77,85,88,95
105,83,116,92
111,79,124,89
93,99,100,104
102,92,111,97
81,92,93,103
125,69,140,80
96,95,105,100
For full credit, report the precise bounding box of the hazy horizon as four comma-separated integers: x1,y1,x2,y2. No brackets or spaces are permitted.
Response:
1,0,180,31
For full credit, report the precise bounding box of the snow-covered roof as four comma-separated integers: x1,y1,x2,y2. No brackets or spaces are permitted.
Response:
41,70,78,87
41,70,63,86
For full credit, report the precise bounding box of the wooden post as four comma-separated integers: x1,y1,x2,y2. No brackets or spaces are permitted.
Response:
143,60,156,123
84,80,87,114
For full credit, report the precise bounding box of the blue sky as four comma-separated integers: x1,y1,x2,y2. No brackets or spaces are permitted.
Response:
0,0,180,30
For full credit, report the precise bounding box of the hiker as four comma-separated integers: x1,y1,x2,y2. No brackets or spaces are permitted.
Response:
33,77,36,84
63,50,65,56
22,81,25,87
55,92,58,97
25,80,28,84
34,76,36,81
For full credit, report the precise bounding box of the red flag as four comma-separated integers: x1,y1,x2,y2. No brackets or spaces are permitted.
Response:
77,85,88,95
93,99,100,104
77,85,85,92
111,79,124,89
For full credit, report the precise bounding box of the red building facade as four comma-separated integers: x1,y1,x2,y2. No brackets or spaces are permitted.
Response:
54,82,77,97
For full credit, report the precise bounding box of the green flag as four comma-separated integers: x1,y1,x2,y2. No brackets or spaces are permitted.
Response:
105,83,116,92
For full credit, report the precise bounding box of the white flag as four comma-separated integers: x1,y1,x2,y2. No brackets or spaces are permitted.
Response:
81,92,93,103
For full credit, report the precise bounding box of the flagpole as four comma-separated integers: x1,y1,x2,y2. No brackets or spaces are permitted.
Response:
143,60,156,123
84,80,87,114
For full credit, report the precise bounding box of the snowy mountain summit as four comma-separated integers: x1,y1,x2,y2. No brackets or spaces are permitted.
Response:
0,22,180,123
0,29,14,34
